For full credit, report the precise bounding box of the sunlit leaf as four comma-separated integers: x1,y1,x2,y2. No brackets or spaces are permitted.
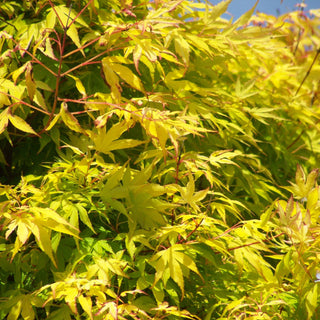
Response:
149,244,202,299
60,102,85,133
9,115,38,135
25,62,36,102
0,107,10,134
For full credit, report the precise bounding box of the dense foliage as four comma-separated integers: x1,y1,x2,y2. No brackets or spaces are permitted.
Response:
0,0,320,319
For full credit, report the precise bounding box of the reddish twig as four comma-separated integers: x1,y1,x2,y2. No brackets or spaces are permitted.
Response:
0,92,51,115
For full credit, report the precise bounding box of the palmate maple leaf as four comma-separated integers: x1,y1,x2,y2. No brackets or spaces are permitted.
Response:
149,244,202,299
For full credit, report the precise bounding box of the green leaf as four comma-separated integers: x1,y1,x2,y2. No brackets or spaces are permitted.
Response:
149,244,202,299
20,295,35,320
0,147,8,165
32,224,56,267
75,204,95,234
7,299,22,320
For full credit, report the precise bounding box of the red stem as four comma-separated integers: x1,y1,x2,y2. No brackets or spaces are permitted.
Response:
1,92,51,115
62,37,100,59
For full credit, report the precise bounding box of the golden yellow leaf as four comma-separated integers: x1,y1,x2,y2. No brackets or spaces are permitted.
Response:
9,114,38,135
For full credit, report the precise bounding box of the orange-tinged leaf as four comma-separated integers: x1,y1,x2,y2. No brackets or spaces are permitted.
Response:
9,115,38,135
160,52,181,65
38,37,57,60
133,44,142,74
285,166,319,199
25,62,36,102
0,107,10,134
296,164,305,187
64,287,78,314
97,301,117,318
5,220,18,240
132,38,158,63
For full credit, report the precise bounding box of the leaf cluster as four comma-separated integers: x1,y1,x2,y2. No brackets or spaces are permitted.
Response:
0,0,320,319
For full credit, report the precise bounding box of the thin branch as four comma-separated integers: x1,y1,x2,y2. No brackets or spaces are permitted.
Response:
62,37,100,59
0,91,51,115
60,49,109,76
66,0,93,30
10,42,58,77
178,218,204,243
295,48,320,96
227,232,285,252
47,0,65,31
0,17,17,31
